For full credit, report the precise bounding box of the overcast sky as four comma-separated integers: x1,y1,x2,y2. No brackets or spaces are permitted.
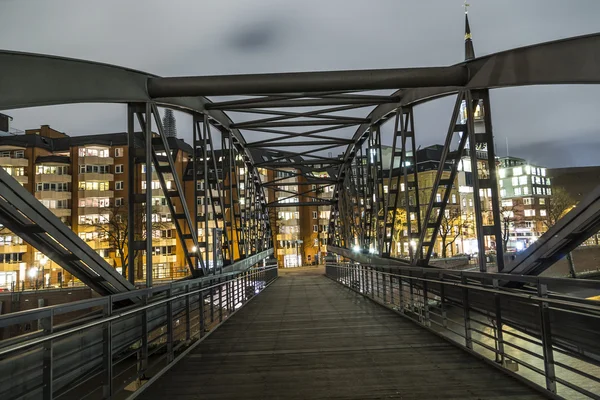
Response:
1,0,600,167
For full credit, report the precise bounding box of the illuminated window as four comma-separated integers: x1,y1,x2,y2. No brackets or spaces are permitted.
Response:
498,169,506,178
512,177,519,186
523,187,529,195
519,176,528,185
539,198,546,205
502,200,513,207
513,167,523,176
523,198,533,205
524,209,536,217
540,209,547,217
514,187,521,196
541,168,546,177
524,165,531,174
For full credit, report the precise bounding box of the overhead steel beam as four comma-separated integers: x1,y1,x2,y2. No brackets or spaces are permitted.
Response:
246,140,352,148
147,66,468,97
232,119,367,129
210,97,396,110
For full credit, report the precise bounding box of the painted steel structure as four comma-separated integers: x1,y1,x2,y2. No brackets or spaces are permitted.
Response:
1,23,600,289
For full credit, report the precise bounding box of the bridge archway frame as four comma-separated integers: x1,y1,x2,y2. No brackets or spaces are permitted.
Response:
1,32,599,277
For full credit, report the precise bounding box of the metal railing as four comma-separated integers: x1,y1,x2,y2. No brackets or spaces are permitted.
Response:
326,262,600,400
0,265,278,400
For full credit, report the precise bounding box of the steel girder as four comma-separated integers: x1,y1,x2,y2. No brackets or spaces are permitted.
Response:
504,184,600,276
0,167,134,295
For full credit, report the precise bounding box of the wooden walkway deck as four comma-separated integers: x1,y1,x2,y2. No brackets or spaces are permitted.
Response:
139,267,546,399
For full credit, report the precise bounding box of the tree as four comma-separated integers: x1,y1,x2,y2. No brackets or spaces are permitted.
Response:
438,208,469,258
540,187,577,278
90,203,171,280
542,187,575,229
500,204,515,250
377,207,408,257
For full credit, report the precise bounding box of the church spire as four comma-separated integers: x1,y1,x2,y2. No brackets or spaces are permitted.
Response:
464,1,475,60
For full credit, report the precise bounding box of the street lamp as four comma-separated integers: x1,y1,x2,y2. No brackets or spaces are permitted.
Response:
40,257,48,288
28,267,38,289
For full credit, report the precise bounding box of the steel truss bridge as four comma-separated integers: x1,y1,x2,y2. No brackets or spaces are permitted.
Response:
0,24,600,400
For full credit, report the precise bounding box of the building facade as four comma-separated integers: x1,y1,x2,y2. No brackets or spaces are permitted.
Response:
498,157,551,250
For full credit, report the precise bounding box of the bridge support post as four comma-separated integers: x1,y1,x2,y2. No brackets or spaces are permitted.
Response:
466,90,505,272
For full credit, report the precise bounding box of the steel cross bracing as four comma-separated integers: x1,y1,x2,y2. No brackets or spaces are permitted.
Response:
381,108,422,260
133,104,203,280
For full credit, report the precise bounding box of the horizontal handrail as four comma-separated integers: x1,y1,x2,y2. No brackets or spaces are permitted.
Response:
326,262,600,400
0,266,278,356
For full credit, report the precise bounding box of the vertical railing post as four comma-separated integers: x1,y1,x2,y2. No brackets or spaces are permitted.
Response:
209,284,215,324
492,279,505,364
219,278,224,323
538,283,557,393
398,275,404,312
382,270,387,303
138,294,148,376
440,273,447,328
102,299,113,399
41,310,54,400
166,287,174,363
461,276,472,349
185,284,191,342
375,269,380,300
422,278,429,326
389,273,394,306
199,287,205,337
409,271,414,314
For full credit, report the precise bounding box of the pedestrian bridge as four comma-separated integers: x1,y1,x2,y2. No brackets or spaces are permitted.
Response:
1,260,598,400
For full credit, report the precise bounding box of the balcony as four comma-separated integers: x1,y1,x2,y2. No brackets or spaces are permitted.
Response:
13,175,28,185
0,244,28,254
78,173,114,181
79,190,114,198
37,174,72,183
0,156,28,167
83,240,112,250
276,234,296,241
152,238,177,247
51,208,71,218
153,205,171,214
36,191,72,200
143,254,177,264
277,248,299,256
79,156,113,165
277,219,299,227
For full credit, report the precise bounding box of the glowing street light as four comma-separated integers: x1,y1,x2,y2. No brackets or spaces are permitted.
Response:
191,246,197,253
353,245,361,253
28,267,39,279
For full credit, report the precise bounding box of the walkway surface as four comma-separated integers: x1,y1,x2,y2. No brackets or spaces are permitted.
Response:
140,267,545,399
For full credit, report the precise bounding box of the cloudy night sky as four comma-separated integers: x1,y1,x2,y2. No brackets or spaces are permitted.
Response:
1,0,600,168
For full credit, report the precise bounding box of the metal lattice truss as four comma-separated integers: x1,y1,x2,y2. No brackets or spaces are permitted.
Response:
1,31,600,292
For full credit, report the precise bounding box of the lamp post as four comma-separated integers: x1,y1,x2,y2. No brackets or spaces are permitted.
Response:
28,267,38,290
40,256,48,288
